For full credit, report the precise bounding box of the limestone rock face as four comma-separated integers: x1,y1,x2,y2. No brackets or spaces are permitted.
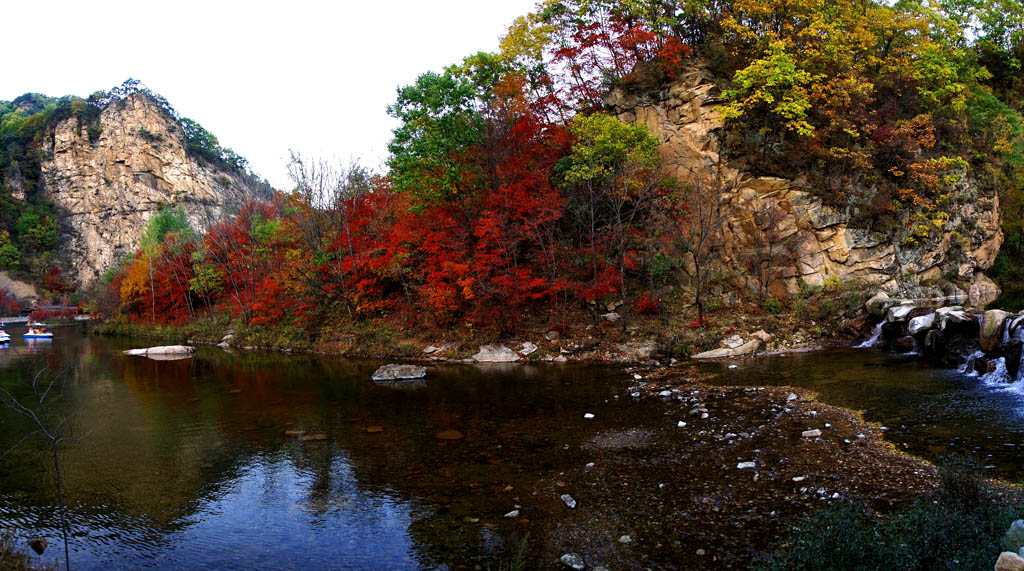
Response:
604,66,1003,300
41,94,266,286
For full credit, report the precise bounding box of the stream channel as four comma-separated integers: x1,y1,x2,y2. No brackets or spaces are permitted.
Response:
0,326,1022,568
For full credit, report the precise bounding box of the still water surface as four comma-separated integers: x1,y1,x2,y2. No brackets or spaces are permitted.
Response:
0,327,1022,569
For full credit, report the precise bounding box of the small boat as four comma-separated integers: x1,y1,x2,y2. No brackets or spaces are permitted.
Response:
0,331,9,343
24,327,53,339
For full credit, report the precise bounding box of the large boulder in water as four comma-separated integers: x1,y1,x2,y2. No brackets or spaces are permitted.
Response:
908,313,935,336
981,309,1009,352
886,304,915,323
371,364,427,381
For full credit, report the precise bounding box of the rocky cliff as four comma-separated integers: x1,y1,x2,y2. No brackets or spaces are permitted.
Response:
40,94,266,286
606,68,1003,302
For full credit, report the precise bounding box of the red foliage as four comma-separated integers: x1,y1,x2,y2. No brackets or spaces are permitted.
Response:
0,289,20,316
634,292,660,315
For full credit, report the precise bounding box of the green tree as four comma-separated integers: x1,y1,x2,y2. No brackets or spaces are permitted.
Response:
387,69,486,208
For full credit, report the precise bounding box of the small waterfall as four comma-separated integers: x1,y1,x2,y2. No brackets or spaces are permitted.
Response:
855,322,883,348
959,350,984,375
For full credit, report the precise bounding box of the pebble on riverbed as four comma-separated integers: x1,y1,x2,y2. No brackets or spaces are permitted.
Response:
561,493,577,509
560,553,585,570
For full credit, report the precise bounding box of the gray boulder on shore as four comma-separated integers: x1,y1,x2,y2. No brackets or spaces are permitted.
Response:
473,344,521,363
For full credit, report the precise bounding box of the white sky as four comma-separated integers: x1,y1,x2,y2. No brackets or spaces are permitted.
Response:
1,0,538,189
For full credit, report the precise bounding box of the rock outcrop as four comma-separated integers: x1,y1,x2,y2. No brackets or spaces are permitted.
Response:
41,94,266,286
605,66,1002,300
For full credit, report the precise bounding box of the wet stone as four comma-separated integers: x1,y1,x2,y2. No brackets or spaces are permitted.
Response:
560,553,585,569
561,493,577,509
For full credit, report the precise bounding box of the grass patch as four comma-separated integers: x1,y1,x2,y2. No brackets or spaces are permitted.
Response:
762,458,1024,570
0,534,50,571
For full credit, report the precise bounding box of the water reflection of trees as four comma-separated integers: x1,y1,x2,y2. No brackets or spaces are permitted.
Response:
0,331,631,567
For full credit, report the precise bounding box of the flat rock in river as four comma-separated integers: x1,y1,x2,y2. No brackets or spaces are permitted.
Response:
372,364,427,381
123,345,195,360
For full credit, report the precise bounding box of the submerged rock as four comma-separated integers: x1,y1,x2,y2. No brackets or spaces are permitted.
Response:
560,493,577,509
802,429,822,438
435,429,465,440
371,364,427,381
28,537,47,555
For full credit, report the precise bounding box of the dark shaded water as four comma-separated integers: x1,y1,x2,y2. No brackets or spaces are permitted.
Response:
0,328,1023,569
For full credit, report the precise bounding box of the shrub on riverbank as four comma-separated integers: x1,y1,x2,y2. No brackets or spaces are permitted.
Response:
764,460,1024,570
0,533,50,571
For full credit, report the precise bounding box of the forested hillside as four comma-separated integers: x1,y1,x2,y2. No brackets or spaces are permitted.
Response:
0,79,262,302
97,0,1023,344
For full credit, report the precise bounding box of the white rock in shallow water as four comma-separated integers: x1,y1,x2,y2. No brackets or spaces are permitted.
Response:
583,413,595,419
123,345,195,359
519,342,538,356
659,390,672,397
677,421,687,427
504,509,520,518
559,553,585,570
618,535,632,544
560,494,577,509
372,364,427,381
802,429,822,438
737,461,756,470
787,393,798,402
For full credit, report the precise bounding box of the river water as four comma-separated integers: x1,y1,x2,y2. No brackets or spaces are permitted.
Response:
0,327,1022,569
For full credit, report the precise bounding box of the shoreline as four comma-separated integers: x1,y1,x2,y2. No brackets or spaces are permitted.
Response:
66,320,1024,566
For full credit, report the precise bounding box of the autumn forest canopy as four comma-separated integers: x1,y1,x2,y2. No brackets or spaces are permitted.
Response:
85,0,1024,333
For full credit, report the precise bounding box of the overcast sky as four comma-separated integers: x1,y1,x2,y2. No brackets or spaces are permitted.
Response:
2,0,538,189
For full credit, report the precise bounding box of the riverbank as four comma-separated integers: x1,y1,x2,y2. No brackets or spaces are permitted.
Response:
423,364,1021,568
92,296,870,364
